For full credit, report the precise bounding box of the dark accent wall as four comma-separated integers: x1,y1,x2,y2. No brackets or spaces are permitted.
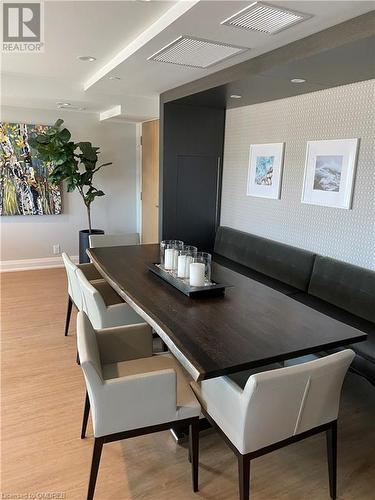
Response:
159,102,225,251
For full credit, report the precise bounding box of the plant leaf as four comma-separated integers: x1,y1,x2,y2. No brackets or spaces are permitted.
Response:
59,128,71,143
36,134,50,144
54,119,64,129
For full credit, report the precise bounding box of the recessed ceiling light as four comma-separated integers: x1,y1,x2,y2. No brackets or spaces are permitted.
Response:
290,78,306,83
56,102,85,111
109,76,121,80
77,56,96,62
221,2,312,35
148,36,249,69
230,94,242,99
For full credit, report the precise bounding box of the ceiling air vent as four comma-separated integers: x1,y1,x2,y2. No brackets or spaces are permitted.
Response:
148,36,248,69
221,2,312,35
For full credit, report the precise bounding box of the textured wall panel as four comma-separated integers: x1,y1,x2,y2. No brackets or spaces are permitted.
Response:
221,80,375,269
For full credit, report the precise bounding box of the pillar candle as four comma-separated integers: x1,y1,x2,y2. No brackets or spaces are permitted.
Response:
189,263,205,287
173,250,179,270
164,248,177,270
177,255,187,278
185,256,193,278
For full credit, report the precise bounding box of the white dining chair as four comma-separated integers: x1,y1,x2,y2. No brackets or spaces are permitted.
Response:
77,311,201,500
76,268,144,329
89,233,139,248
86,235,168,352
191,350,355,500
62,252,104,336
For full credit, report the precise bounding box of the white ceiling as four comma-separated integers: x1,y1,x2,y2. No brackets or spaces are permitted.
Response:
1,0,374,122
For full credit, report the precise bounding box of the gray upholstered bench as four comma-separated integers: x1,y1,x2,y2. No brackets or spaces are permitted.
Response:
293,256,375,385
214,226,316,294
213,226,375,385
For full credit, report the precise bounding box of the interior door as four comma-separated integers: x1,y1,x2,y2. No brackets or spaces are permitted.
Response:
141,120,159,243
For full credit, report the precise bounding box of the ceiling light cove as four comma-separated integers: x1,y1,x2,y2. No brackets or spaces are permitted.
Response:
221,2,312,35
77,56,96,62
99,105,122,121
148,36,249,69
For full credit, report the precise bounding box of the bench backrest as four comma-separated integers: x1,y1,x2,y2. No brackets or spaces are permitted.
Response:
214,226,316,291
308,256,375,323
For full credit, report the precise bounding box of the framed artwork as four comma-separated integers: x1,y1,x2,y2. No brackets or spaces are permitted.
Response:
0,122,62,216
302,138,359,209
247,142,285,199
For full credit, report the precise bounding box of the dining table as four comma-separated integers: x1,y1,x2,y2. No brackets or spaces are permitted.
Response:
87,244,366,382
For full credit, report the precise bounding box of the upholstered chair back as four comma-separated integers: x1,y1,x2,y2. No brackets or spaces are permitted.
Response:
76,268,107,329
77,312,104,428
89,233,140,248
62,252,83,310
240,350,354,454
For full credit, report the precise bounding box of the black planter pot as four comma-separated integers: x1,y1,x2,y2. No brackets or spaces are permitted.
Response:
79,229,104,263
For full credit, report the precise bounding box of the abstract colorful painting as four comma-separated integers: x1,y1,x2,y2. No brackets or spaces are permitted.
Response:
255,156,275,186
0,122,61,215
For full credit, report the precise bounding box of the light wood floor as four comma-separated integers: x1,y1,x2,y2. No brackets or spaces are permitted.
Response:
1,268,374,500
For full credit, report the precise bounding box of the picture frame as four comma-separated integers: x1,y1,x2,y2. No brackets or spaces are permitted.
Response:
301,138,359,210
0,122,62,216
246,142,285,199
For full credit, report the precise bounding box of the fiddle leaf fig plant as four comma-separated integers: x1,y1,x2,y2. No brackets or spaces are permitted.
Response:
29,119,111,232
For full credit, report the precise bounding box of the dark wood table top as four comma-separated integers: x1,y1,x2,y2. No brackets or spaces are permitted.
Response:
88,244,366,381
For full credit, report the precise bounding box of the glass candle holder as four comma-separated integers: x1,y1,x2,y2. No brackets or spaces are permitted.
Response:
190,252,212,286
160,240,183,270
177,246,197,279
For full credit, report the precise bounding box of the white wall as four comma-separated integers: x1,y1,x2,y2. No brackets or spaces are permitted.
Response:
221,80,375,270
0,107,138,262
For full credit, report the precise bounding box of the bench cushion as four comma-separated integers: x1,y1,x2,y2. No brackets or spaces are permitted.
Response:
214,226,316,291
292,292,374,339
292,291,374,384
214,254,299,295
350,354,375,385
308,256,375,323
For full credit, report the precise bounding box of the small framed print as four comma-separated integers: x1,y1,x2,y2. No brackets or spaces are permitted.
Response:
302,139,359,209
247,143,285,199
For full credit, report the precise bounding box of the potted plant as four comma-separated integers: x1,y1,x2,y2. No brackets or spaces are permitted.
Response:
29,119,112,262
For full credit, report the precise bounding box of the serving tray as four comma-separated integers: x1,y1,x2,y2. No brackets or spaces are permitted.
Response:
148,263,228,297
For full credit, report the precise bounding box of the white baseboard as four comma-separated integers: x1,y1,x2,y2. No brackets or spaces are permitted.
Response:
0,255,79,272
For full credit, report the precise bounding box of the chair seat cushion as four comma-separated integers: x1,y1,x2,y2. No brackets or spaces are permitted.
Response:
77,263,103,282
103,353,201,419
91,280,124,306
